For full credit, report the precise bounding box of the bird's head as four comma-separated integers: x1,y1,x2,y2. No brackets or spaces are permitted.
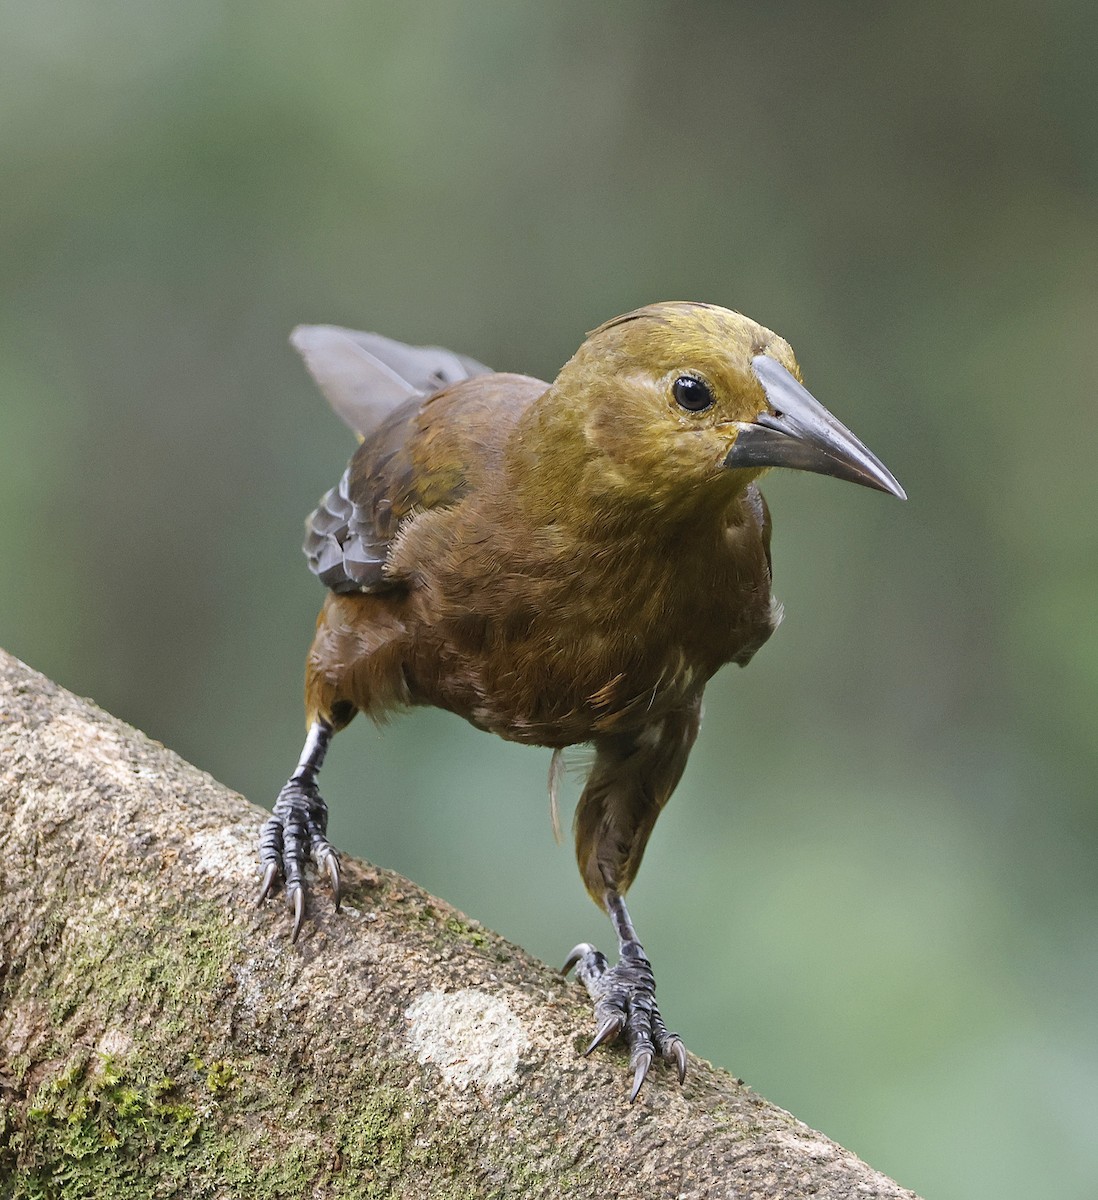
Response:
534,301,904,521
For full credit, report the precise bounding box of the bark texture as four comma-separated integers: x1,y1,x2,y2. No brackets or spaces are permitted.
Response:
0,649,921,1199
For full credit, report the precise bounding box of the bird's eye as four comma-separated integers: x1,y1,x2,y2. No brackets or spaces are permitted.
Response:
672,375,714,413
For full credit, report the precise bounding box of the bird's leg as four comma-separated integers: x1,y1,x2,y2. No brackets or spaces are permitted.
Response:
564,890,687,1102
257,719,341,941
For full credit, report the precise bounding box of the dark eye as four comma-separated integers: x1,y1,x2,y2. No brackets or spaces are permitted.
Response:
672,375,714,412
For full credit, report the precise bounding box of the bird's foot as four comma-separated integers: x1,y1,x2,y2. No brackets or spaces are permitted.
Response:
563,941,687,1102
257,777,341,941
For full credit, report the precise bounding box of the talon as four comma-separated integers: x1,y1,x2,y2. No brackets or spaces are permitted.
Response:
257,861,279,906
323,850,342,909
562,942,597,975
584,1015,624,1056
568,927,688,1099
258,735,340,942
290,887,306,943
628,1049,653,1103
669,1037,687,1083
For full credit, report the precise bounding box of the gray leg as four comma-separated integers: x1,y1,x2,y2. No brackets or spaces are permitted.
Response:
257,720,341,941
564,890,687,1102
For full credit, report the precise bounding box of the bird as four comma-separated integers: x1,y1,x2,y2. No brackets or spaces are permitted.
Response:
258,301,905,1102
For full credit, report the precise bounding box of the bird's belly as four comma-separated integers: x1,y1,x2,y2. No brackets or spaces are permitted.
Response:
334,532,781,745
409,616,761,748
432,663,699,747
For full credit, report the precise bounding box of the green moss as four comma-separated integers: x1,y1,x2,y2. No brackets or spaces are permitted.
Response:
10,1053,31,1085
12,1032,485,1200
203,1060,238,1097
325,1071,533,1200
441,914,489,949
6,902,250,1199
43,899,238,1037
11,1047,333,1200
17,1053,202,1198
329,1086,420,1200
9,1043,603,1199
251,1143,323,1198
4,894,597,1198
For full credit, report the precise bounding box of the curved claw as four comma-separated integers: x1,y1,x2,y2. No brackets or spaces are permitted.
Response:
260,764,340,942
668,1037,688,1084
256,861,279,906
584,1015,624,1056
562,942,597,975
628,1049,654,1104
567,935,687,1100
322,850,342,910
290,887,306,943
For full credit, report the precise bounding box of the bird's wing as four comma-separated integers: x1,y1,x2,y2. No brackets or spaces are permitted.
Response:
291,325,492,440
305,373,546,593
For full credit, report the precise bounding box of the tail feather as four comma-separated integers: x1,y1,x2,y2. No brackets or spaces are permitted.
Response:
290,324,491,439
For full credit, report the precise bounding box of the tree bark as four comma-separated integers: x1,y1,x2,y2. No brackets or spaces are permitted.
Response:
0,648,920,1199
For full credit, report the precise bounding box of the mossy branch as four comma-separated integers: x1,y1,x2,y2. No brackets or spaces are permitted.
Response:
0,649,921,1199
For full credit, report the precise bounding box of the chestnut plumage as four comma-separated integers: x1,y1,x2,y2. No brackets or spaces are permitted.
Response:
258,301,905,1100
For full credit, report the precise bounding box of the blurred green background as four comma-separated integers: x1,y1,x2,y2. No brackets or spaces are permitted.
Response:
2,3,1096,1196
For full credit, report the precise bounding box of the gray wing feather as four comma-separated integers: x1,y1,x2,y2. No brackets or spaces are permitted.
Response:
296,323,492,592
304,467,391,591
291,324,491,439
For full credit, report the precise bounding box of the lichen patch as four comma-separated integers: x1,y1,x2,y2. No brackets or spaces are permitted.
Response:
95,1028,134,1061
187,823,256,881
405,988,529,1094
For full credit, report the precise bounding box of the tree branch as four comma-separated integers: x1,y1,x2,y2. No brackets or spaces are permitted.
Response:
0,649,920,1199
